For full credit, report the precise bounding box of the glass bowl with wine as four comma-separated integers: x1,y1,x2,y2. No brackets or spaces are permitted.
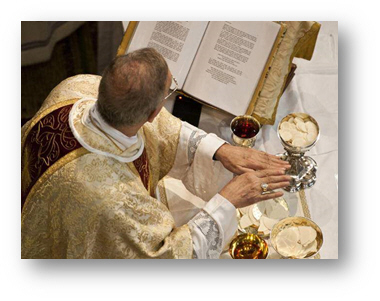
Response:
230,115,261,148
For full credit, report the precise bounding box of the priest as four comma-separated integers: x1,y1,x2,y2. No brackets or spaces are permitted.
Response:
21,48,291,259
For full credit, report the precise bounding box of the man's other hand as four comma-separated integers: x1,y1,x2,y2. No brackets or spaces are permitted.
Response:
219,170,291,208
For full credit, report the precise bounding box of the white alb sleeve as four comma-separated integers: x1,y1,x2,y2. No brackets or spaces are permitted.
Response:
168,121,237,259
188,193,238,259
168,121,233,201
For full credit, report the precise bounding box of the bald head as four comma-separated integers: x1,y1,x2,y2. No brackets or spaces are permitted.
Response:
97,48,169,127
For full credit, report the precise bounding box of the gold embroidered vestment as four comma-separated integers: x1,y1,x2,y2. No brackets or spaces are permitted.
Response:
21,75,193,259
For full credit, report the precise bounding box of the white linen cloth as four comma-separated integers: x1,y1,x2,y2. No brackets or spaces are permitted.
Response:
78,102,238,259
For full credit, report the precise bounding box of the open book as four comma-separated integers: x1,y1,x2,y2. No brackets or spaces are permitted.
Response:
118,21,287,117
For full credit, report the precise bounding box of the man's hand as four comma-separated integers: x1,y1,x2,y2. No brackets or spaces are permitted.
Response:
219,169,291,208
215,144,290,175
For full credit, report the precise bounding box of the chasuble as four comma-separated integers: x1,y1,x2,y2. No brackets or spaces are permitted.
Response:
21,74,237,259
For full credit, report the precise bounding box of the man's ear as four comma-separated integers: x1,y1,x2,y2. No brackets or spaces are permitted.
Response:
147,105,163,123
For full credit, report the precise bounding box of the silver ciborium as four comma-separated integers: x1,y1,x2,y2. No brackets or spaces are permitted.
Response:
277,113,320,192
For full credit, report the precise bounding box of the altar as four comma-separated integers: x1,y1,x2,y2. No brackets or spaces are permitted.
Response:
147,21,338,259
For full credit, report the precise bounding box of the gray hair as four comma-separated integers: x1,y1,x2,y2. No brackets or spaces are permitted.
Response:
97,48,169,127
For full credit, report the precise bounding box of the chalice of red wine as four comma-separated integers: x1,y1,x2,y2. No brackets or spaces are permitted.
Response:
277,113,320,192
230,115,261,148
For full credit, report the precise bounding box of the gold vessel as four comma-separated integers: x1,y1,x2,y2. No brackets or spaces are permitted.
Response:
270,216,323,259
229,233,268,259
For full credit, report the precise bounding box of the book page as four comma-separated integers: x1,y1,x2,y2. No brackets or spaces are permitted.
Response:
127,21,208,89
183,21,280,116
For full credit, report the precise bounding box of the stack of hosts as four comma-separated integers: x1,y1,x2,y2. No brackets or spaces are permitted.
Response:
21,48,291,259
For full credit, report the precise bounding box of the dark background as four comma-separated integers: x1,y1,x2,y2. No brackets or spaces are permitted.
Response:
21,21,124,125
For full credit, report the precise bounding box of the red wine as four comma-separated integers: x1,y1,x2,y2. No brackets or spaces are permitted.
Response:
231,117,260,138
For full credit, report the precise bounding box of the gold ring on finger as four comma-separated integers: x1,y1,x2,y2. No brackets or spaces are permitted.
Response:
261,183,269,194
